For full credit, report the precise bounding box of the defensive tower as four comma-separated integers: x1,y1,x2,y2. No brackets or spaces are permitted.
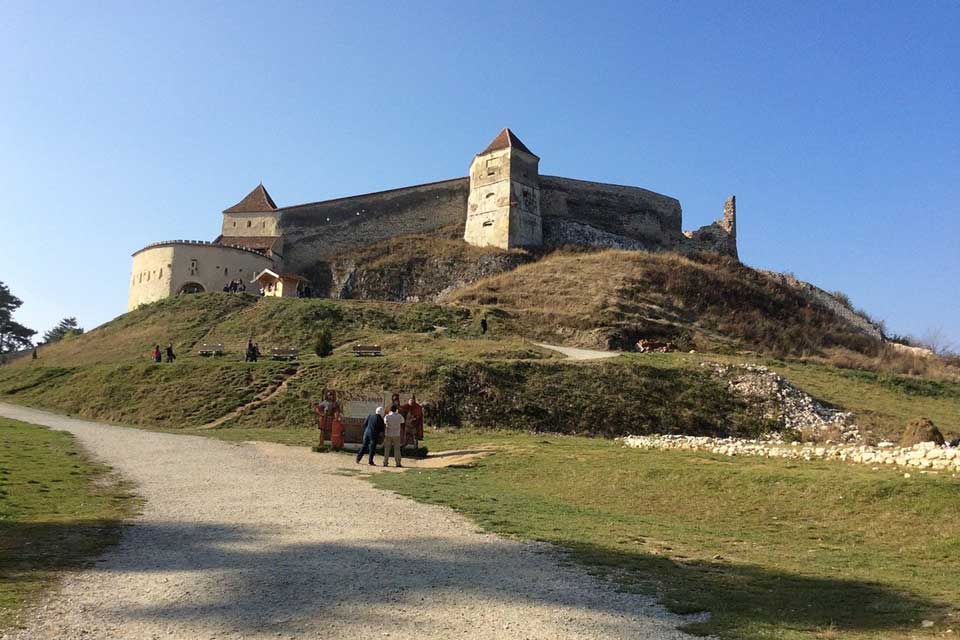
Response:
464,128,542,249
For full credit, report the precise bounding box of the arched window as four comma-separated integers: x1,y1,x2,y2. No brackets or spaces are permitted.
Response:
224,267,228,276
247,220,252,228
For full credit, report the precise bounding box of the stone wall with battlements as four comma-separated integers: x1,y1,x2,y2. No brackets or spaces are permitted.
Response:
128,241,273,310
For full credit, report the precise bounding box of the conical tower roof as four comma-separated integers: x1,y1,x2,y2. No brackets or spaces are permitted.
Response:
223,184,278,214
478,128,537,157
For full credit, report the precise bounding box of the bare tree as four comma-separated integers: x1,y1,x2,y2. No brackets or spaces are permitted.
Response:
919,327,957,356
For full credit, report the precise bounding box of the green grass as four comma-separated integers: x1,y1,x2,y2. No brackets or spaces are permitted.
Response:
371,429,960,640
0,418,137,628
616,352,960,441
765,359,960,441
0,361,291,428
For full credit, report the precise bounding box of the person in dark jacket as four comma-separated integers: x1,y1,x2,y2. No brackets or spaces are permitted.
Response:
356,406,385,465
165,344,176,363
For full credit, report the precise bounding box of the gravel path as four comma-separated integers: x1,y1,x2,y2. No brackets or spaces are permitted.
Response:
1,403,699,640
534,343,622,361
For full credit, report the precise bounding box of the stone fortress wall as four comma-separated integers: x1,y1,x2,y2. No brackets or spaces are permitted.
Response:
127,128,740,309
275,174,730,271
278,177,470,276
128,241,273,310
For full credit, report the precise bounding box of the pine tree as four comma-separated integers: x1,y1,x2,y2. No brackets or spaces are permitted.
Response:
0,282,36,355
42,317,84,343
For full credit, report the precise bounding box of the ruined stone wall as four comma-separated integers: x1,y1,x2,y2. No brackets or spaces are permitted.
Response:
760,270,884,340
681,195,737,258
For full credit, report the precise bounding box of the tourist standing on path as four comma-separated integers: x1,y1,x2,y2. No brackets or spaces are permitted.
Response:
383,405,405,468
480,317,488,335
152,345,162,363
165,344,176,363
356,407,385,465
245,339,255,362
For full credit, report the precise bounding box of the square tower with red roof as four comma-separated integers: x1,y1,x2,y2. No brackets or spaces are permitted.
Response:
464,128,543,249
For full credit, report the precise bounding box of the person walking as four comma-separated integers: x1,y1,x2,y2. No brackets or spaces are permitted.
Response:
165,344,176,363
152,344,162,363
356,407,385,465
480,317,488,335
245,339,255,362
382,405,405,468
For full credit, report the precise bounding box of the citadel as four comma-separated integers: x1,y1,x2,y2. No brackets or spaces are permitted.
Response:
128,128,738,310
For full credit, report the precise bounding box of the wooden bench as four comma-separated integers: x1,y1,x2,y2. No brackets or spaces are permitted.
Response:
270,347,299,361
197,343,224,357
352,344,383,357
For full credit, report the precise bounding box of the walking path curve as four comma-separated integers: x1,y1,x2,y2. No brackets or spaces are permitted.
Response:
534,343,622,361
0,403,697,640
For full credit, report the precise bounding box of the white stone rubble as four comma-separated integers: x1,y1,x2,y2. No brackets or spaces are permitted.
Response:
703,362,860,442
620,434,960,473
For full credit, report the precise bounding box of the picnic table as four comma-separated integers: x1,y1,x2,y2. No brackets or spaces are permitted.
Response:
271,347,299,361
197,343,224,356
352,344,383,357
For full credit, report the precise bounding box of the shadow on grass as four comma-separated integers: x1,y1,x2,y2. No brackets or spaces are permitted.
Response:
0,520,944,638
566,540,945,637
1,520,127,577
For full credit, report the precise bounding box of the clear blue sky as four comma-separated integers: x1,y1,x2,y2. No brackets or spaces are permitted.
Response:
1,1,957,346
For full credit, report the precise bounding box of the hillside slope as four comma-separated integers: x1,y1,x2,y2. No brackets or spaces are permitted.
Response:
450,250,882,355
324,233,533,301
5,249,957,442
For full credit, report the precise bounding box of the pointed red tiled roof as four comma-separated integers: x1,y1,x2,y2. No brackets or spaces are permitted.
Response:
479,128,537,157
223,184,278,213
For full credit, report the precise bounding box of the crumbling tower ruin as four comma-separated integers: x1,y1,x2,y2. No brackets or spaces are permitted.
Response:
464,128,543,249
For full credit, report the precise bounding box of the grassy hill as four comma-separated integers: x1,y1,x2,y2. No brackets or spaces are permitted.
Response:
2,249,957,441
451,250,883,354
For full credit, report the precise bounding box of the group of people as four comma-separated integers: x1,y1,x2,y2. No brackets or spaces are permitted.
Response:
245,339,262,362
151,344,176,363
223,279,247,293
355,404,408,467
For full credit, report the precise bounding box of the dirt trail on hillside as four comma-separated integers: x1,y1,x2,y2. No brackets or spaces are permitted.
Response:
198,365,302,430
533,343,622,361
0,403,698,640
